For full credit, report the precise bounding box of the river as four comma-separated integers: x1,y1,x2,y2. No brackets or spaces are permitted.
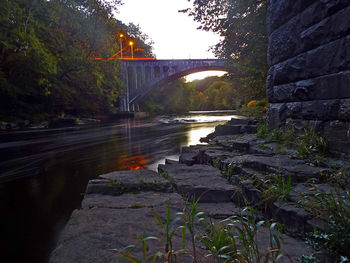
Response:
0,111,241,263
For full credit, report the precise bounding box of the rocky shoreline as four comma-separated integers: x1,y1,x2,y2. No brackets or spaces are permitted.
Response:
50,117,350,263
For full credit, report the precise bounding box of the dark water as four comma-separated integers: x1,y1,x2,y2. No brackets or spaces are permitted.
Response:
0,112,240,263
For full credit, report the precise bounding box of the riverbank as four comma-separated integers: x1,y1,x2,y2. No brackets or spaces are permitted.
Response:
1,112,239,263
0,112,152,131
50,117,350,262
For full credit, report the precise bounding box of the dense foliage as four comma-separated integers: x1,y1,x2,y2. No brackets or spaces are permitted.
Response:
181,0,268,102
0,0,153,120
141,76,241,114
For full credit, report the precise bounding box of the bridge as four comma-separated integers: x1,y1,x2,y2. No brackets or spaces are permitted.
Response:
119,59,227,111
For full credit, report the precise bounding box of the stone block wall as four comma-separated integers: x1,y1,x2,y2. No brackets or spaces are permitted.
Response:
266,0,350,152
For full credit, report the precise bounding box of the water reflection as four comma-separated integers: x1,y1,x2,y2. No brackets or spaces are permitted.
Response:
118,154,148,170
0,113,239,263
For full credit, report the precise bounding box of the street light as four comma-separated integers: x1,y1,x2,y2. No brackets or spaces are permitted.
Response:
129,41,134,59
119,33,124,58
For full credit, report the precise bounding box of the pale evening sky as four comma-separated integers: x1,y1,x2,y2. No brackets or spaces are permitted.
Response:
116,0,226,81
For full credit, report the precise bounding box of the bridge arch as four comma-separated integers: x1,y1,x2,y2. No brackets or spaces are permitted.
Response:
120,59,228,111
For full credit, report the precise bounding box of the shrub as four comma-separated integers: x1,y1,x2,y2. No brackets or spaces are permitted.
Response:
247,100,257,108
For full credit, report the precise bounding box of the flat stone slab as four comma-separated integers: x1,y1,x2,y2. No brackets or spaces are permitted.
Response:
223,154,326,182
253,226,314,262
271,201,311,233
197,202,241,219
158,164,238,203
50,197,198,263
179,152,197,165
82,192,184,209
86,170,172,195
197,148,241,165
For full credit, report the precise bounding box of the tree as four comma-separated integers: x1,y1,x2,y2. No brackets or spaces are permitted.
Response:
0,0,153,119
181,0,268,102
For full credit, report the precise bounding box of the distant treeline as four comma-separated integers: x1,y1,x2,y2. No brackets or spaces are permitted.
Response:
0,0,152,120
0,0,268,120
141,76,241,114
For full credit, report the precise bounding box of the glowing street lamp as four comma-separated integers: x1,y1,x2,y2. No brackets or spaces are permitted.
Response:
129,41,134,59
119,33,124,58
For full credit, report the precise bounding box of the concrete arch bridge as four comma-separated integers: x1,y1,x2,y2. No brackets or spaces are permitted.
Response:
119,59,227,111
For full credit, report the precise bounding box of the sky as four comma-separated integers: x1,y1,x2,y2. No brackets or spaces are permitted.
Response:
116,0,226,81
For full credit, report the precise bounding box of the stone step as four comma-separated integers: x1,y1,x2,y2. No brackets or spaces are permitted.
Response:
50,192,199,263
179,152,197,165
227,117,263,126
195,202,314,263
85,170,172,196
158,164,240,203
215,124,258,136
196,148,241,166
214,135,252,152
222,154,327,183
51,191,313,263
218,162,332,234
179,145,226,165
165,158,178,165
82,192,183,210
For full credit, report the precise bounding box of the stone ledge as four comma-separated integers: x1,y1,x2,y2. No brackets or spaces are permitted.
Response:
82,192,184,209
267,71,350,103
222,154,325,183
266,99,350,128
85,170,172,196
158,164,238,203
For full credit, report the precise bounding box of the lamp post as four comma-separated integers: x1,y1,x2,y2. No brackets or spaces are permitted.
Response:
119,33,124,58
129,41,134,59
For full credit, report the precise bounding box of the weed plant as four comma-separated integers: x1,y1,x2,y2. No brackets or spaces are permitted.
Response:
222,162,236,178
202,207,284,263
305,190,350,262
262,171,292,207
118,233,162,263
212,158,222,170
119,202,287,263
177,197,205,263
152,203,185,262
256,123,329,163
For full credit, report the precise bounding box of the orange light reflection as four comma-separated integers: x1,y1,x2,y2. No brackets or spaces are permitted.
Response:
118,154,147,170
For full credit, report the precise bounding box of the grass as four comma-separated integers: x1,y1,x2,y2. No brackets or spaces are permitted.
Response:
212,158,222,170
201,207,284,263
177,197,205,263
262,170,292,207
119,200,287,263
118,233,161,263
256,123,329,164
301,190,350,262
319,169,350,189
152,203,185,262
222,162,236,178
159,171,174,184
